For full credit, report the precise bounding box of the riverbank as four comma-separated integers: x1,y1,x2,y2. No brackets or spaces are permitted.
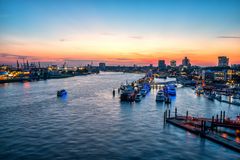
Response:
0,73,94,84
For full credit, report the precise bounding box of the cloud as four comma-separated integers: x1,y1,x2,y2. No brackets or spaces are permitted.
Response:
101,32,116,36
129,35,143,39
63,59,95,63
0,53,30,59
114,58,132,61
217,36,240,39
59,39,66,42
0,53,44,61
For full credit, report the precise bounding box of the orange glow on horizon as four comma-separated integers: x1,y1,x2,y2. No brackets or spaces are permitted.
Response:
1,34,240,66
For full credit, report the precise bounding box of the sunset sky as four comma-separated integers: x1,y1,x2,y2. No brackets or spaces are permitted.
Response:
0,0,240,66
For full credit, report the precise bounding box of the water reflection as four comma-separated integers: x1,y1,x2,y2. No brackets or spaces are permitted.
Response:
0,72,239,160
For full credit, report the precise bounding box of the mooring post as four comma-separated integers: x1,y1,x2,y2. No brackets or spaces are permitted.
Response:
163,110,166,123
168,109,170,118
220,111,222,123
165,110,168,123
223,111,225,123
203,121,206,134
216,114,219,123
113,89,115,97
186,110,188,120
201,120,204,132
175,107,177,118
211,116,214,131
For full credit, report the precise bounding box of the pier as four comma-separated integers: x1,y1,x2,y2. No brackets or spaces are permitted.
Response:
164,109,240,153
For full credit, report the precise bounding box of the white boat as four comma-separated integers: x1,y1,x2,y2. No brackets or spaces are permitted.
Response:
156,90,165,102
135,94,142,102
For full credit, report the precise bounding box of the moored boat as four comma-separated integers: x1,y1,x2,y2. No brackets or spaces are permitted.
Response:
120,85,136,102
140,89,147,96
164,84,176,96
156,90,165,102
195,86,204,95
135,94,142,102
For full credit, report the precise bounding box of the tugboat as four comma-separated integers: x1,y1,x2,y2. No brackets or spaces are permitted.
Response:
57,89,67,97
156,90,165,102
135,94,142,102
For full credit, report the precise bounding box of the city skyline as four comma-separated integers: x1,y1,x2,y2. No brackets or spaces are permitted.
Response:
0,0,240,66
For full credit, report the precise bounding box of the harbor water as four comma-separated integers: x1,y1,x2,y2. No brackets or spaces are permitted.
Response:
0,72,239,160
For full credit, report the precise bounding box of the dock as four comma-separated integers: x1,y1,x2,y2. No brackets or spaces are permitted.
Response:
164,109,240,153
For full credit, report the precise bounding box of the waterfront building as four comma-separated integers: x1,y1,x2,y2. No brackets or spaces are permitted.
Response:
170,60,176,67
218,56,229,67
158,60,166,70
202,70,214,82
182,57,191,68
231,64,240,69
99,62,106,71
214,71,227,81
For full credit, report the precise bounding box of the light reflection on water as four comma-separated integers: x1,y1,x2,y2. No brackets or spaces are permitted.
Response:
0,72,239,160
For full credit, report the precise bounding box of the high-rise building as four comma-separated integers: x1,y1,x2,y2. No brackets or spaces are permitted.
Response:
182,57,191,67
99,62,106,70
218,56,229,67
158,60,166,70
170,60,176,67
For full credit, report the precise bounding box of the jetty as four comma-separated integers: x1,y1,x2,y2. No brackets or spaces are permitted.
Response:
164,109,240,153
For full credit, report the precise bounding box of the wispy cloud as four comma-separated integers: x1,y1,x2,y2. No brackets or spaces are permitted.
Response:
217,36,240,39
101,32,116,36
0,53,44,61
114,58,132,61
63,59,95,63
59,39,66,42
129,35,143,39
0,53,30,59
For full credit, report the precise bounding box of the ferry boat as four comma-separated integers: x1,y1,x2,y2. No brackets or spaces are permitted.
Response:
120,85,136,102
156,90,165,102
57,89,67,97
135,94,142,102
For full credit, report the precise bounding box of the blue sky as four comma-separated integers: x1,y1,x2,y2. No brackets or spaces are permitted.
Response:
0,0,240,65
1,0,239,37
